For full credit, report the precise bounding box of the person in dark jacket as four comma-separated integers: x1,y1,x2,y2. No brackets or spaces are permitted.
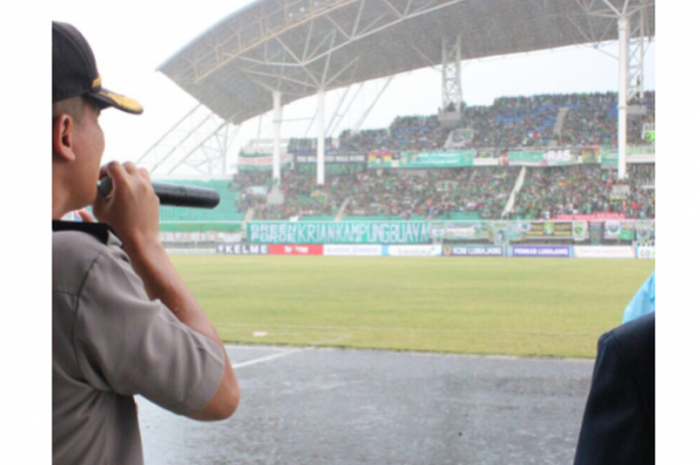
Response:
574,312,655,465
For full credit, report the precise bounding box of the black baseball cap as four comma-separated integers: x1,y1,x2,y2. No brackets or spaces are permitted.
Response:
52,21,143,114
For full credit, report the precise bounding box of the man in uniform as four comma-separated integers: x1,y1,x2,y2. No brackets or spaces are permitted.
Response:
52,21,239,465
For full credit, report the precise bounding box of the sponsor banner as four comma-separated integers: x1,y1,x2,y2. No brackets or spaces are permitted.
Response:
507,150,543,166
443,245,504,257
490,221,527,245
294,153,367,164
636,246,656,260
268,244,324,256
398,150,475,168
510,246,572,258
522,221,573,238
323,244,383,257
574,246,636,259
216,244,269,255
238,152,292,171
247,221,431,244
295,152,367,176
572,221,588,242
383,245,442,257
507,150,575,167
432,221,491,242
542,149,576,166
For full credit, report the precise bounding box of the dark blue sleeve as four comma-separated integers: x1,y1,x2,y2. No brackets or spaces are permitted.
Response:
573,330,654,465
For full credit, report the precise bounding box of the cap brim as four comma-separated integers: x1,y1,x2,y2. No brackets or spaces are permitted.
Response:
89,87,143,115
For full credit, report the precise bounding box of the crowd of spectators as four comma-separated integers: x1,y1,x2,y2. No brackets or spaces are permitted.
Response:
336,91,655,153
510,163,655,220
233,171,339,219
345,167,517,219
233,91,655,221
234,167,519,220
339,115,449,153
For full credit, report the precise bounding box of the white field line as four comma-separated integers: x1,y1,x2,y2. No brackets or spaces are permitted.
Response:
232,347,313,369
216,321,601,337
230,334,351,369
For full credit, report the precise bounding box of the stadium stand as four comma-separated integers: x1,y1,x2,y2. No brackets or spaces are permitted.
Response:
229,91,655,222
158,179,245,231
509,164,655,220
338,91,655,153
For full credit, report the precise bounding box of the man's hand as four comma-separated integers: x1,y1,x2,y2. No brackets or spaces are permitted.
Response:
90,162,239,421
92,161,160,252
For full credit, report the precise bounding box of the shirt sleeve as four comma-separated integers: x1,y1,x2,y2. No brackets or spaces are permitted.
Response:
622,271,655,324
73,245,225,416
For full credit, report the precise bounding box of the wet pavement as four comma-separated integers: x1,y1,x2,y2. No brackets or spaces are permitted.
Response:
138,345,593,465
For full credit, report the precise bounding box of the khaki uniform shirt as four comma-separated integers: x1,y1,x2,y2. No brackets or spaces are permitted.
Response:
53,221,225,465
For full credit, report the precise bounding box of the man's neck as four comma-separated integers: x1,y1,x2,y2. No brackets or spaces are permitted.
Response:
52,178,74,220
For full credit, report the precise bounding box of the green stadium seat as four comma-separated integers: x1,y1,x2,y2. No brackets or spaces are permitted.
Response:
157,179,244,232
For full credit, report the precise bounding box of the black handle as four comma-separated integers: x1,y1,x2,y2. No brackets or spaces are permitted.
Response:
98,178,221,209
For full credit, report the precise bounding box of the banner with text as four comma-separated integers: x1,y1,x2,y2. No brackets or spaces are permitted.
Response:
323,245,383,256
522,221,573,239
510,246,572,258
295,152,367,176
383,245,442,257
248,221,432,244
216,244,269,255
443,245,504,257
268,244,324,255
573,246,636,259
398,150,475,168
508,149,576,167
431,221,491,242
635,246,656,259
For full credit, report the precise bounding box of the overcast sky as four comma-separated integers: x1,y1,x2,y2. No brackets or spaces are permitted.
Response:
51,0,655,176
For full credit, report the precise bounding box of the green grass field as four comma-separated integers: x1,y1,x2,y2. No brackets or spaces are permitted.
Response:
172,256,654,358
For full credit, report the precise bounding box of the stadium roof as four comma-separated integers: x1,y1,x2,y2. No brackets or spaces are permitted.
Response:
158,0,655,125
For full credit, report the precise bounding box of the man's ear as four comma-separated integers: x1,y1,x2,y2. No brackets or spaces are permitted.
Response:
52,115,77,162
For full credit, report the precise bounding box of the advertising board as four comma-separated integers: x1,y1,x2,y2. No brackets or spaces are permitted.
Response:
216,244,268,255
522,221,573,239
383,245,442,257
295,152,367,175
510,246,572,258
573,246,636,259
268,244,324,256
323,245,383,257
635,246,656,259
442,245,504,257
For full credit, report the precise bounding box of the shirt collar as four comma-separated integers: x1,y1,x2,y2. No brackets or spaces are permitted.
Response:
52,220,118,245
